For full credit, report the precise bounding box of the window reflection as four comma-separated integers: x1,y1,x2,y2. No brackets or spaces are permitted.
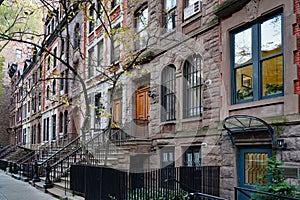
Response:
262,56,283,96
236,65,253,101
261,15,282,56
234,28,252,66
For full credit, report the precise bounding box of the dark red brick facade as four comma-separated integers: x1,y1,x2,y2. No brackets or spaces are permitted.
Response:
294,0,300,110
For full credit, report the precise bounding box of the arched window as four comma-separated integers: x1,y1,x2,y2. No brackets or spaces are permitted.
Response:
161,65,176,121
183,55,202,118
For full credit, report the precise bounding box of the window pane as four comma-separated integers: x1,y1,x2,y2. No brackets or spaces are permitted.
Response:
262,56,283,96
261,15,282,58
234,28,252,66
235,65,253,101
244,153,268,185
184,57,202,118
136,7,148,49
161,66,176,121
164,0,176,11
186,0,199,7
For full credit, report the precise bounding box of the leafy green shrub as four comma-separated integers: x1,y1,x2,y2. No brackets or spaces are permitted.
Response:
251,158,298,200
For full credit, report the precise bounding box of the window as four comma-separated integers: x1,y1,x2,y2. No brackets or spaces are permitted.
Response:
60,72,64,91
47,25,51,36
16,49,22,59
183,55,202,118
184,147,201,167
64,111,68,135
59,112,63,133
88,47,95,78
46,85,50,100
94,93,103,129
51,19,55,33
47,56,51,70
97,40,104,68
52,79,56,95
53,47,57,68
23,128,27,145
161,147,175,168
65,69,69,94
111,0,118,9
31,124,36,144
27,100,30,117
38,92,41,108
52,114,56,140
61,38,65,56
96,0,104,23
163,0,176,32
74,23,81,49
231,13,283,104
111,24,120,63
89,5,95,33
135,6,148,49
39,66,42,79
161,65,176,121
43,117,49,141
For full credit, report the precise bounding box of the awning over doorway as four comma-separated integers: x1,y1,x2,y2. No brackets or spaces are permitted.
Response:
223,115,275,147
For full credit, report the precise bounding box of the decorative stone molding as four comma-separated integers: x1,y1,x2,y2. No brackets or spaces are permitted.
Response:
245,0,261,19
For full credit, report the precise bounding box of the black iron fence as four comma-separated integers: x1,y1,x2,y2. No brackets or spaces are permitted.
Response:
70,165,221,200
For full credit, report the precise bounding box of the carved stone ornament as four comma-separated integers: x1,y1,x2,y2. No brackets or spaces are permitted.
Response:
245,0,260,19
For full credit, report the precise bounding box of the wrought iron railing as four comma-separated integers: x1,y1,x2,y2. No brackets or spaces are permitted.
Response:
234,186,300,200
70,165,222,200
0,144,17,159
50,146,83,182
37,133,72,162
38,135,81,176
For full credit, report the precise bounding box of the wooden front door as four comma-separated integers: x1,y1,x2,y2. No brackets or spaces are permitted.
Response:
135,86,150,137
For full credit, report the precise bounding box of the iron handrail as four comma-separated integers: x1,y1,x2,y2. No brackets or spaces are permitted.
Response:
17,150,35,164
50,146,83,182
37,133,72,160
165,177,227,200
0,145,14,156
0,144,17,159
38,135,81,166
235,186,300,200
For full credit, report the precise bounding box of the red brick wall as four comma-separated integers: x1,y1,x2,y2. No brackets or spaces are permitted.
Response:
293,0,300,111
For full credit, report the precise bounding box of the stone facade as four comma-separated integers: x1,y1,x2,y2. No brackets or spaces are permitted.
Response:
218,0,300,198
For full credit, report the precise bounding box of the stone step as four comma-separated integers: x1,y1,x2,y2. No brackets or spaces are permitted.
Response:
30,176,84,200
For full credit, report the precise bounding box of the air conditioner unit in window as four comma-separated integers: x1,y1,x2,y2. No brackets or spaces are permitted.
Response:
184,0,202,20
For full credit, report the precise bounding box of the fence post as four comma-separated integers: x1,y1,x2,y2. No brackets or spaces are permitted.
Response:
32,160,40,182
44,162,53,189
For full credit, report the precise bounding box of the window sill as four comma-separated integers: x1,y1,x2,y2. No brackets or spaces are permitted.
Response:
160,29,176,38
229,96,284,112
182,12,202,28
181,116,202,123
160,120,176,126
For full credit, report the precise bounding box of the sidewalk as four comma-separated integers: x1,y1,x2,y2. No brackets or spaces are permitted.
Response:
0,170,57,200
